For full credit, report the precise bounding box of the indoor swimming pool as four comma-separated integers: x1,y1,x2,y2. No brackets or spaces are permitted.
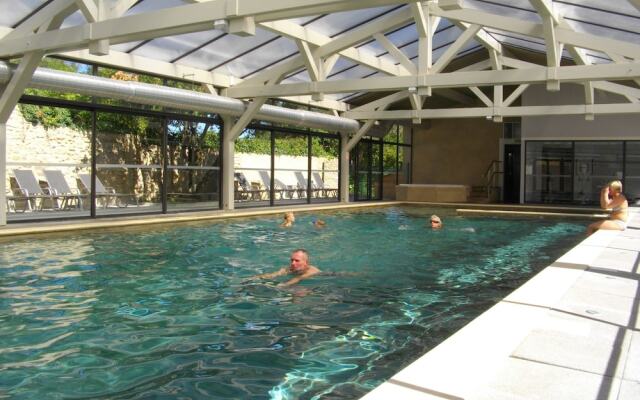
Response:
0,206,588,399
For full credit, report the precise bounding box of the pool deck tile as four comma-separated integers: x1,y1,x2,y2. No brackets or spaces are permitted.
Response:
362,207,640,400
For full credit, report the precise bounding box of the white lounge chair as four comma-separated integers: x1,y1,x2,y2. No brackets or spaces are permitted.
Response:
44,170,86,210
312,172,338,198
11,169,57,211
78,173,137,208
234,172,265,201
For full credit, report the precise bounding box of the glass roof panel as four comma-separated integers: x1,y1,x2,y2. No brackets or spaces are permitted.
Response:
0,0,46,28
185,28,280,73
465,0,540,22
220,38,299,79
304,5,404,37
132,31,224,63
556,3,640,42
129,0,186,15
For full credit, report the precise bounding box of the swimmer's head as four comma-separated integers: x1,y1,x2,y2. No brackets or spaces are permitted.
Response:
429,214,442,229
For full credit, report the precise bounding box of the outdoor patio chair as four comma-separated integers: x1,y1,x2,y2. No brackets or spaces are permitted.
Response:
294,171,311,199
312,172,338,198
44,170,86,210
12,169,58,211
259,170,287,200
78,173,138,208
234,172,264,201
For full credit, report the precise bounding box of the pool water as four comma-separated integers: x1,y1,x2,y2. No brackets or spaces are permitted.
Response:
0,207,587,399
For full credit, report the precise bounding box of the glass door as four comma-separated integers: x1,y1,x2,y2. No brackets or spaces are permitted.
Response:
352,139,383,201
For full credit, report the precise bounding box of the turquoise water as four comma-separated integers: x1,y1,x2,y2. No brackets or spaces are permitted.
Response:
0,207,587,399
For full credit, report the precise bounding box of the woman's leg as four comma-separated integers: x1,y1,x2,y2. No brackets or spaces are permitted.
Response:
587,219,623,235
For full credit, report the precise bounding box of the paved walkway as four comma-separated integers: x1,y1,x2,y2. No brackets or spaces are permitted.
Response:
363,208,639,400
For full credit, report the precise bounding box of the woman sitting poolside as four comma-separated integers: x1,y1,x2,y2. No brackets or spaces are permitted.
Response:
586,180,628,235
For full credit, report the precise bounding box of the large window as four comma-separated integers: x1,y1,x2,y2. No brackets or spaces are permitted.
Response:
525,140,635,205
234,126,341,208
166,119,220,211
95,112,163,216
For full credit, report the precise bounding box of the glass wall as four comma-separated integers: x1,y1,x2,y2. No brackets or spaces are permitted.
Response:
525,141,573,204
381,124,412,200
95,112,163,216
626,142,640,203
275,132,307,205
311,136,339,203
525,140,636,206
235,129,272,207
234,127,341,207
166,119,220,211
6,104,92,221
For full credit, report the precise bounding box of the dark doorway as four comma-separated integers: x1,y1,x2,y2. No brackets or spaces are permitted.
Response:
351,139,383,201
503,144,521,203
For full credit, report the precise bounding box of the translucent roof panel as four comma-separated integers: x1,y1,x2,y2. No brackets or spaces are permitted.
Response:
133,31,226,63
303,5,404,38
221,38,299,79
465,0,541,23
182,28,280,72
0,0,46,27
1,0,638,109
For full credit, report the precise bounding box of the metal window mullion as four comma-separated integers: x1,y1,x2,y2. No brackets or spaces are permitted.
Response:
307,134,312,202
270,130,275,206
162,117,168,214
90,111,97,218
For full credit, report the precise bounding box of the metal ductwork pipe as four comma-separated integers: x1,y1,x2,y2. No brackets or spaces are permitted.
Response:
0,62,360,134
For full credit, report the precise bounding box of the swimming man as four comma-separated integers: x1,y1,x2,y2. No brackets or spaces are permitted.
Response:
246,248,320,287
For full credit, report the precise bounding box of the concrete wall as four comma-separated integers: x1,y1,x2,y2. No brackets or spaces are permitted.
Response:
411,118,502,187
522,83,640,140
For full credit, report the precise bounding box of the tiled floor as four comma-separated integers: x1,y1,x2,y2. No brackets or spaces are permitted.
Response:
362,208,639,400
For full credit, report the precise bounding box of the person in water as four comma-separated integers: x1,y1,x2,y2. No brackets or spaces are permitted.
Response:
587,180,629,235
312,218,326,228
280,211,295,228
429,214,443,229
246,248,320,287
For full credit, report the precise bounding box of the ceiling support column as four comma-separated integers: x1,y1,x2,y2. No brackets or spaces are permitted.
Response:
221,115,236,211
339,132,350,203
0,122,6,225
0,51,45,226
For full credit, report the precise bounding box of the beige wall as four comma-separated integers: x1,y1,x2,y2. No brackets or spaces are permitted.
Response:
411,118,502,186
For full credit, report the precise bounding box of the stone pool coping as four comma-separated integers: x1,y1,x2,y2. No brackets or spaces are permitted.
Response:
362,207,639,400
0,201,604,239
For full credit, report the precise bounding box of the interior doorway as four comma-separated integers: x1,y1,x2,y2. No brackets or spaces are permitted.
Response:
503,144,521,203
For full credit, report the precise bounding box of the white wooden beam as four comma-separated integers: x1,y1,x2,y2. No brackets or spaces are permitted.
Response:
409,93,423,124
373,33,417,75
469,87,492,107
75,0,99,23
410,2,428,38
348,91,411,112
502,84,529,107
429,5,640,59
108,0,140,18
344,103,640,120
489,49,503,121
241,8,413,87
454,22,501,54
296,39,321,81
346,120,377,152
432,24,481,74
0,52,44,122
0,0,417,58
227,62,640,98
502,56,640,103
584,84,595,121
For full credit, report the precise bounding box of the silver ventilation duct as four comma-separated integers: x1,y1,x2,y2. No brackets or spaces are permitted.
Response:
0,62,360,133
